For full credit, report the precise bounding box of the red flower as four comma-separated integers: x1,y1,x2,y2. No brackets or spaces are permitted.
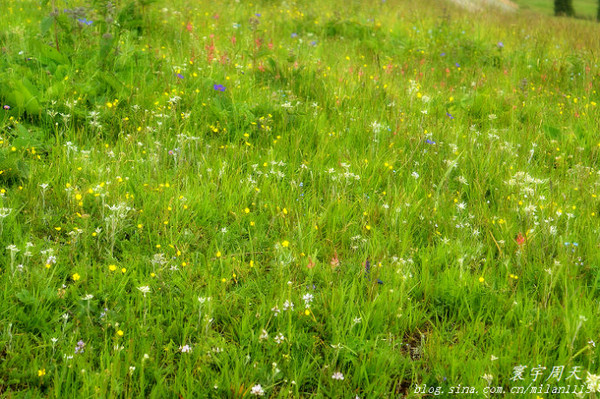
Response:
516,232,525,246
330,251,340,268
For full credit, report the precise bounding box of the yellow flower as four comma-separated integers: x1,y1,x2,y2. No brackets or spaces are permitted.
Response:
108,264,117,272
479,277,485,283
244,207,250,214
121,268,126,274
305,309,310,316
72,273,81,281
216,251,222,258
281,240,290,248
117,330,124,337
38,369,46,377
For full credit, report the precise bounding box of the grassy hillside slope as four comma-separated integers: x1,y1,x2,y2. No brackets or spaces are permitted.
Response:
1,0,600,397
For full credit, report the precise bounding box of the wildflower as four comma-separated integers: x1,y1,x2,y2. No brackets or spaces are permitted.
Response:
176,73,184,79
516,232,525,246
213,84,226,92
72,273,81,281
497,42,504,48
137,286,151,296
283,300,294,311
330,251,340,268
332,372,344,380
586,372,600,392
478,277,485,283
259,329,269,341
251,384,265,396
116,330,124,337
77,18,93,25
3,105,10,110
74,340,85,354
482,374,493,385
302,293,314,308
179,344,192,353
281,240,290,248
38,369,46,377
274,333,285,344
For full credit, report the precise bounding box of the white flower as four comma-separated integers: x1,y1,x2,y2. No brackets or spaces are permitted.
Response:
259,329,269,341
332,371,344,380
302,293,314,308
137,286,151,296
274,333,285,344
482,374,493,385
271,305,280,316
82,294,94,301
411,171,419,179
586,372,600,392
283,300,294,311
250,384,265,396
179,345,192,353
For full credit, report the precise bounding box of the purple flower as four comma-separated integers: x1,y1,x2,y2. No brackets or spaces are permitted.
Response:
74,340,86,354
176,73,184,79
213,84,226,92
446,112,454,119
426,139,436,144
455,63,460,68
77,18,93,26
440,52,446,57
365,258,371,273
309,41,317,47
2,105,10,110
291,32,298,38
255,13,261,17
497,42,504,48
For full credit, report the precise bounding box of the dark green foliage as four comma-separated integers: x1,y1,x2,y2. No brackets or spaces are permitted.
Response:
554,0,575,16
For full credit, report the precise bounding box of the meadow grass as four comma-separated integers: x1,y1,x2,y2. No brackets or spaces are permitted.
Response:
514,0,598,18
1,0,600,397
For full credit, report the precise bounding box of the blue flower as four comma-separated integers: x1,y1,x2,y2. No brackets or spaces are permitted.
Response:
176,73,184,79
77,18,93,26
291,32,298,38
213,84,226,92
426,139,436,145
